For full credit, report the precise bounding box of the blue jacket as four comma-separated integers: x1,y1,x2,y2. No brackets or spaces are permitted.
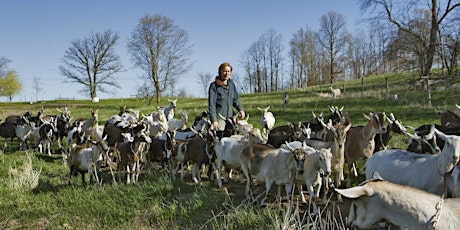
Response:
208,76,243,123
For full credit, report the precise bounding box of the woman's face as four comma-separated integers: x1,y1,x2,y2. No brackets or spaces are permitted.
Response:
221,66,232,80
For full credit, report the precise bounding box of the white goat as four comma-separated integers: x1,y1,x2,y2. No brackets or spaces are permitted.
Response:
212,129,266,188
365,128,460,196
241,141,306,205
257,106,275,136
284,141,332,215
167,111,189,131
163,99,177,121
336,176,460,230
329,85,341,99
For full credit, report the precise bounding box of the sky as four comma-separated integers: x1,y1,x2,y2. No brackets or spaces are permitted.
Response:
0,0,363,102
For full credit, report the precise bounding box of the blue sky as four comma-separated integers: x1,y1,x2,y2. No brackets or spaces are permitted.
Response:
0,0,362,102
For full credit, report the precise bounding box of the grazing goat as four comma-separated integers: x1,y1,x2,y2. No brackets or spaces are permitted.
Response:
286,141,332,215
344,112,387,187
336,177,460,230
116,130,152,185
240,142,306,205
163,99,177,121
257,106,275,135
69,140,109,185
365,128,460,196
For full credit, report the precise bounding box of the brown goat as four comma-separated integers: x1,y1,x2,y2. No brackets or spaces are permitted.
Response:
116,131,152,185
181,132,215,185
344,112,387,188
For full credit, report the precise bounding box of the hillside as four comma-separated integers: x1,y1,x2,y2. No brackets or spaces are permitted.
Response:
0,71,459,229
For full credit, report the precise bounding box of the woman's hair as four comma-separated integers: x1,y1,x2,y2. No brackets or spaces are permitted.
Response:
218,62,232,75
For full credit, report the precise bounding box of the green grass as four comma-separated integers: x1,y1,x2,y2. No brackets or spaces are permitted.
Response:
0,71,459,229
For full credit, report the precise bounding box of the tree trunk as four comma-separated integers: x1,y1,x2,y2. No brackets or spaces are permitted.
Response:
424,0,439,77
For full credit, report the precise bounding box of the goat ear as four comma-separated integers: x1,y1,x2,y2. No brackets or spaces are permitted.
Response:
335,185,373,198
257,107,262,111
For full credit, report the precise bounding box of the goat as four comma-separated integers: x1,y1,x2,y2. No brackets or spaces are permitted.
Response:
74,108,98,141
65,120,85,154
365,128,460,196
373,112,408,153
69,139,109,185
257,106,276,136
181,132,216,185
15,118,34,151
285,141,332,215
326,105,346,126
282,92,289,108
406,124,444,154
54,107,72,151
439,108,460,127
0,121,17,152
142,110,168,137
344,112,387,187
146,131,176,177
329,85,341,99
240,142,306,205
163,99,177,121
336,176,460,230
305,121,351,202
5,111,33,124
303,111,328,140
267,122,307,148
116,130,152,185
38,120,58,156
167,111,189,131
211,129,266,188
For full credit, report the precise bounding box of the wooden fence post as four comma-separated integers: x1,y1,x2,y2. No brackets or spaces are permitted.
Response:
421,75,432,107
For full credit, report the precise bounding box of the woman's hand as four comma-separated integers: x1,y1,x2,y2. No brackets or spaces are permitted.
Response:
239,111,245,120
212,121,219,130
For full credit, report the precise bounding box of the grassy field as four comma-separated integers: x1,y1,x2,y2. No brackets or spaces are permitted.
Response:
0,72,459,229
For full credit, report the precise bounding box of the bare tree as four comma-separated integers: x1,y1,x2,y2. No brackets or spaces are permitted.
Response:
32,76,44,102
0,57,11,77
359,0,460,77
59,30,122,99
127,14,193,104
198,72,213,97
289,26,320,88
245,39,265,93
317,11,349,84
263,28,284,92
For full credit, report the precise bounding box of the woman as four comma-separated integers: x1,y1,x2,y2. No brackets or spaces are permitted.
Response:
208,62,245,138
